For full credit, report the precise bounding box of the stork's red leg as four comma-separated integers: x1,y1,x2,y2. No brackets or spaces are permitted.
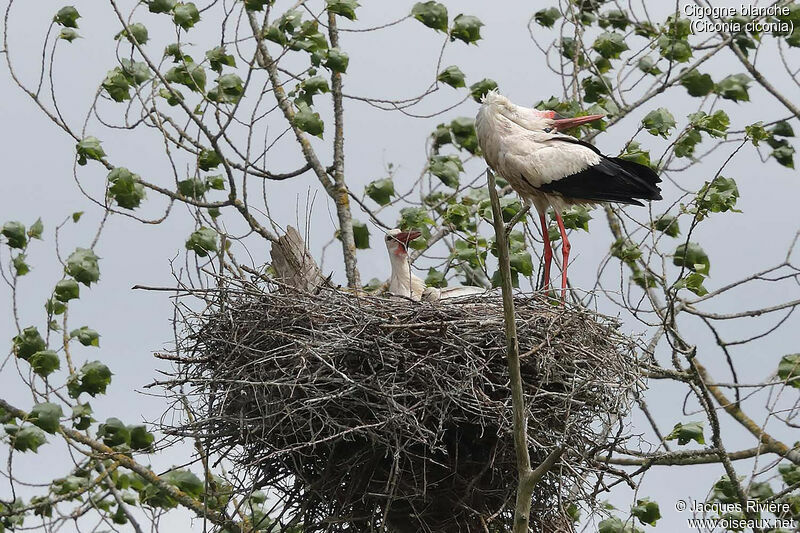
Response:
539,211,553,292
555,212,571,303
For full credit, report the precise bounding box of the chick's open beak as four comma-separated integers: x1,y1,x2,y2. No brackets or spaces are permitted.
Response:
393,230,422,249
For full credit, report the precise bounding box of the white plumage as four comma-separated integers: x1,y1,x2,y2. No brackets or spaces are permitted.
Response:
476,90,661,300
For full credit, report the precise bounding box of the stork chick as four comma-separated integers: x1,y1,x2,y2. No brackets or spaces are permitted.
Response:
385,228,426,301
476,90,661,300
385,229,486,302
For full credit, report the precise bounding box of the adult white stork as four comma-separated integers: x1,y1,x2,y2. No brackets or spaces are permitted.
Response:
476,90,661,300
384,228,485,301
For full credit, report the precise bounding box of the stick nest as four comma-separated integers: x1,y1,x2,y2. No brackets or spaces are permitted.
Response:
166,283,640,532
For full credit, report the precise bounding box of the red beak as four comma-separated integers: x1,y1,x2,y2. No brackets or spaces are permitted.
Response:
393,230,422,249
552,113,605,131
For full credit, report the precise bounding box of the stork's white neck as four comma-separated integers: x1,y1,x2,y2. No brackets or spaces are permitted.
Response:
388,249,424,300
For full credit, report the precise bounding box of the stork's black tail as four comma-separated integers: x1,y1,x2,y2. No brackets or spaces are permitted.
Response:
538,156,661,207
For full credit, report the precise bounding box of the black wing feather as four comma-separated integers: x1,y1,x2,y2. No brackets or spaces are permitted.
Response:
536,137,662,206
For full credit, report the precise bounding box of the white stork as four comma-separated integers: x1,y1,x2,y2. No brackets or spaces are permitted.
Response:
385,228,485,301
476,91,661,300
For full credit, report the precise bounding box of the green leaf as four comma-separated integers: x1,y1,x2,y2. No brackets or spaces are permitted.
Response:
53,6,80,28
205,175,225,191
163,469,203,498
689,110,730,138
745,122,769,146
295,75,330,105
159,87,184,106
641,108,676,138
102,68,132,102
425,268,447,288
637,56,661,76
779,462,800,485
177,178,207,199
326,0,359,20
30,350,60,377
129,425,155,450
12,254,29,276
437,65,466,88
108,167,146,209
601,9,629,30
244,0,271,11
631,498,661,526
443,203,472,230
398,207,434,232
680,69,714,97
771,143,795,168
45,297,66,316
120,60,151,87
619,141,652,167
534,7,560,28
8,425,47,452
324,48,349,73
165,61,206,92
666,421,705,445
450,116,478,154
469,78,498,103
432,123,452,147
173,3,200,29
674,129,701,158
771,120,794,137
450,14,483,44
289,20,328,53
611,238,641,265
349,220,370,249
55,279,80,302
185,227,218,257
696,176,740,218
29,403,63,434
148,0,176,14
59,28,80,42
653,214,680,237
76,137,106,166
98,418,131,447
429,154,463,188
66,248,100,286
365,178,395,206
205,46,235,73
777,354,800,388
510,251,533,277
116,22,148,44
715,73,751,102
28,218,43,240
411,1,448,32
71,403,93,430
581,75,611,103
209,73,245,104
597,516,644,533
198,149,222,171
658,36,692,63
557,205,592,231
70,326,100,347
13,327,46,361
2,221,27,249
631,267,657,289
74,361,113,397
293,102,324,137
673,242,710,275
593,31,628,59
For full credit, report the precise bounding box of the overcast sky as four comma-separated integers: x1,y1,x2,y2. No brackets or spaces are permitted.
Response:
2,0,799,531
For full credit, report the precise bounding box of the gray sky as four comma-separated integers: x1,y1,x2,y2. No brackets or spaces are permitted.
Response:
2,0,799,531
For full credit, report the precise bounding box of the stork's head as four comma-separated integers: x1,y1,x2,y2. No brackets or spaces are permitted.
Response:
481,89,603,135
385,228,422,257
